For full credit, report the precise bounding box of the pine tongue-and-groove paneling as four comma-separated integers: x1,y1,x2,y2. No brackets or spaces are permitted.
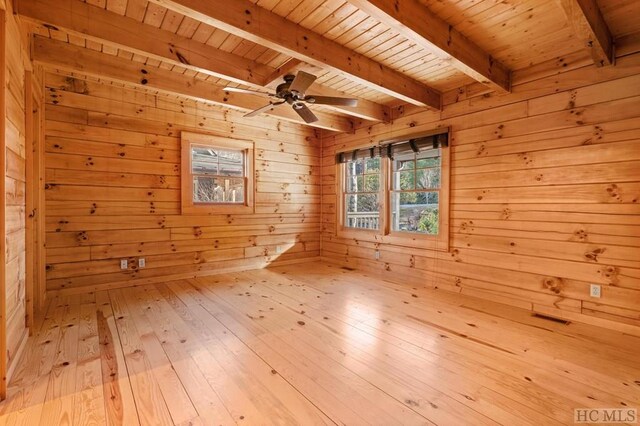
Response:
321,50,640,335
3,1,33,385
43,72,321,295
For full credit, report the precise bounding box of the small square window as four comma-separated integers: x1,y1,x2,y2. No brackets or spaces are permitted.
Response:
190,146,245,204
181,132,254,214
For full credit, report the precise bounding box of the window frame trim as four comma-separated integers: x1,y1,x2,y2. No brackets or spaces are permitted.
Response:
181,131,255,215
337,158,387,240
336,135,450,252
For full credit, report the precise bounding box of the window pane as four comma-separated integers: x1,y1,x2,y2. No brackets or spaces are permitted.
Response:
345,193,379,230
394,170,415,190
191,146,244,176
346,158,364,177
396,159,415,170
192,147,218,174
346,175,364,193
416,167,440,189
364,174,379,192
391,191,439,234
346,193,379,213
217,149,243,163
417,157,440,168
219,161,244,177
193,176,244,203
365,157,380,173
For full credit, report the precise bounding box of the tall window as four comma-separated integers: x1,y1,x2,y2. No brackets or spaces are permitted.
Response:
391,148,441,234
344,157,381,230
181,132,254,214
337,131,450,250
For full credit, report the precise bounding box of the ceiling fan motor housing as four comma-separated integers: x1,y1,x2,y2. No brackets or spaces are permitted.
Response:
276,74,302,102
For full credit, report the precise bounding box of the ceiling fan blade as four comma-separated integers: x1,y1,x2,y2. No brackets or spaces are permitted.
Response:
304,95,358,107
224,86,273,96
288,71,317,95
293,103,319,123
244,101,285,118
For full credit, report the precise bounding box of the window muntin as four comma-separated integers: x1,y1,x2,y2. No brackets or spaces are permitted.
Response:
190,146,245,204
391,148,441,235
344,157,381,230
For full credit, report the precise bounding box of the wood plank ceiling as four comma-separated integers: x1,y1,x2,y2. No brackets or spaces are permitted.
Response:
15,0,640,131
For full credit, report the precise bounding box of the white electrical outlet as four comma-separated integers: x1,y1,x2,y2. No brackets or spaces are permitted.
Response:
375,250,380,260
138,258,146,268
120,259,128,270
590,284,601,298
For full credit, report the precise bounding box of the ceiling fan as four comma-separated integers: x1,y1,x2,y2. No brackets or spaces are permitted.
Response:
223,71,358,123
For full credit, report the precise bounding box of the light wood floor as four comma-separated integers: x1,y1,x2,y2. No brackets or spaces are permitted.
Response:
1,262,639,425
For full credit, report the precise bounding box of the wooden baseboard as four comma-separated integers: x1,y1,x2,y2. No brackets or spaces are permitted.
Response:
532,305,640,338
46,256,321,297
320,256,640,337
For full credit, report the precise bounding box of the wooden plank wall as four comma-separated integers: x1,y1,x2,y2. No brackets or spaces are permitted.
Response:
43,73,321,296
3,1,32,388
321,48,640,335
0,2,7,400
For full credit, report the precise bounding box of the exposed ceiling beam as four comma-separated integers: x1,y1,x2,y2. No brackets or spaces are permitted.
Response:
146,0,442,109
17,0,272,86
17,0,388,123
345,0,512,93
263,58,303,87
33,36,353,133
555,0,614,66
